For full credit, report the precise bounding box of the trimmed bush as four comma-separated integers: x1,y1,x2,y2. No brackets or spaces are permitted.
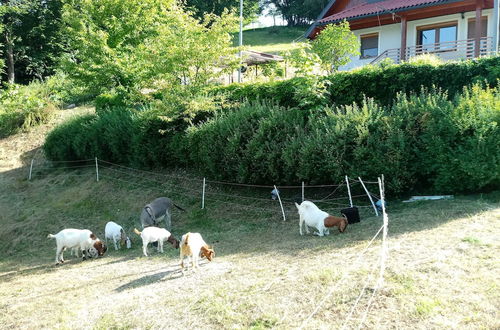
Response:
44,108,137,164
211,56,500,108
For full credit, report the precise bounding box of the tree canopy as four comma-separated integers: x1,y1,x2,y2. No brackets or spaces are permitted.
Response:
184,0,262,24
1,0,65,84
60,0,239,96
265,0,329,26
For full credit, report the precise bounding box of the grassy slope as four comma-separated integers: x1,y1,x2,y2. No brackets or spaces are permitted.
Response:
0,108,499,329
232,26,306,54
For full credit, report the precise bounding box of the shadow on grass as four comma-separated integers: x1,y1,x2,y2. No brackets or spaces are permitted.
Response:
114,267,183,292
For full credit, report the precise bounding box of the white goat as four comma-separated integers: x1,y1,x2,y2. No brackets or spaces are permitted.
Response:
105,221,131,250
295,201,330,236
134,227,179,257
179,232,214,273
47,229,107,265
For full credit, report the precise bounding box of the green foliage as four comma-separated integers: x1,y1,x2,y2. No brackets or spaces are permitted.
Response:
44,85,499,194
95,90,127,114
311,21,360,73
61,0,238,97
44,108,137,163
185,0,261,23
1,0,65,83
407,53,443,66
212,56,500,108
283,43,319,76
0,82,56,137
267,0,328,26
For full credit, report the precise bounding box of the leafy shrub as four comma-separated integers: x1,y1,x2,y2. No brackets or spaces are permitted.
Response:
44,108,137,163
0,82,57,138
44,84,499,195
95,90,127,114
186,86,499,194
211,56,500,108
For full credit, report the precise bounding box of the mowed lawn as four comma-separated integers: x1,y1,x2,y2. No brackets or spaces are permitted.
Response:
0,108,499,329
232,26,307,54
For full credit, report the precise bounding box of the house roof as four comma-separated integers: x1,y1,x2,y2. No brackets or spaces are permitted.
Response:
319,0,456,24
242,50,284,66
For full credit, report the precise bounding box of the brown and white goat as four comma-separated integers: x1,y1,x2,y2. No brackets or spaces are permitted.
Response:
134,227,179,257
179,232,214,273
324,215,348,233
47,229,107,265
295,201,348,236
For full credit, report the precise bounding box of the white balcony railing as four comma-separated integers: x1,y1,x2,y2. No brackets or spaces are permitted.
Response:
370,37,495,65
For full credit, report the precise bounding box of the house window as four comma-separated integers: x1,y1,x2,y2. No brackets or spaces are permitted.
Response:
360,33,378,58
417,22,457,51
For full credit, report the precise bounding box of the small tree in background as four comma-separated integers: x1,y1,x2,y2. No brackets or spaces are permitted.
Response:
311,21,359,73
283,43,319,76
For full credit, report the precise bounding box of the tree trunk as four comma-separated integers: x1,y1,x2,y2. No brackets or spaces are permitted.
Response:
4,30,15,84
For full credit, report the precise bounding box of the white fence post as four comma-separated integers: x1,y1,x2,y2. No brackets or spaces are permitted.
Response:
95,157,99,182
302,181,305,202
377,176,389,287
202,178,206,209
345,175,353,207
274,185,286,221
359,177,379,216
28,159,34,180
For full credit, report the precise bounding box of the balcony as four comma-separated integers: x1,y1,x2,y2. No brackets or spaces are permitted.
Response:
370,37,495,65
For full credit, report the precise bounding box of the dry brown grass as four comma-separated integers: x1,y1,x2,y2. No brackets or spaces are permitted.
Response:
0,108,498,329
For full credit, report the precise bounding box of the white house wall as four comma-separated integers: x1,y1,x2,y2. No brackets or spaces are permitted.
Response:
339,8,494,71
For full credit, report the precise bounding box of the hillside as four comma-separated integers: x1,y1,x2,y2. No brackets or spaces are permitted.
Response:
0,107,499,329
232,26,307,54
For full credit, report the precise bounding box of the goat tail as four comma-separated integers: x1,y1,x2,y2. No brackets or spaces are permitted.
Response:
47,233,55,239
133,228,141,236
294,202,300,210
184,232,190,246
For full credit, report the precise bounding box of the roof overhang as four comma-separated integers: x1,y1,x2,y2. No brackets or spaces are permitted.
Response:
305,0,491,39
319,0,464,25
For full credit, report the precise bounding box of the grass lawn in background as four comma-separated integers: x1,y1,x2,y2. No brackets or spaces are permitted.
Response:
232,26,307,54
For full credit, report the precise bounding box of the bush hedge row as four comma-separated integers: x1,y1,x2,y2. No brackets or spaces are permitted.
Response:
210,56,500,108
44,84,500,194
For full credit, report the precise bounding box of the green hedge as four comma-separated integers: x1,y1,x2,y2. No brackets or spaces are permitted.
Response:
187,86,499,193
44,85,500,194
211,56,500,108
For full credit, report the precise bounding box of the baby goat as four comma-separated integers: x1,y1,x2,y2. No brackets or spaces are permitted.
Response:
105,221,131,250
179,232,214,273
295,201,348,236
47,229,107,265
134,227,179,257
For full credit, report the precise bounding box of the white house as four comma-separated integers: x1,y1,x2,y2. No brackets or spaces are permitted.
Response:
306,0,500,70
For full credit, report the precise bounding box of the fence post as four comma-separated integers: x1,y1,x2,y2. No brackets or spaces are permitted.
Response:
201,178,206,209
28,159,34,180
274,185,286,221
345,175,353,207
95,157,99,182
302,181,305,202
359,177,379,216
377,176,389,287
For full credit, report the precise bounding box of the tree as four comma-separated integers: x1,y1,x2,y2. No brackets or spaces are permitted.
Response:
310,21,359,73
184,0,261,24
283,42,319,76
61,0,239,96
265,0,329,26
1,0,65,84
